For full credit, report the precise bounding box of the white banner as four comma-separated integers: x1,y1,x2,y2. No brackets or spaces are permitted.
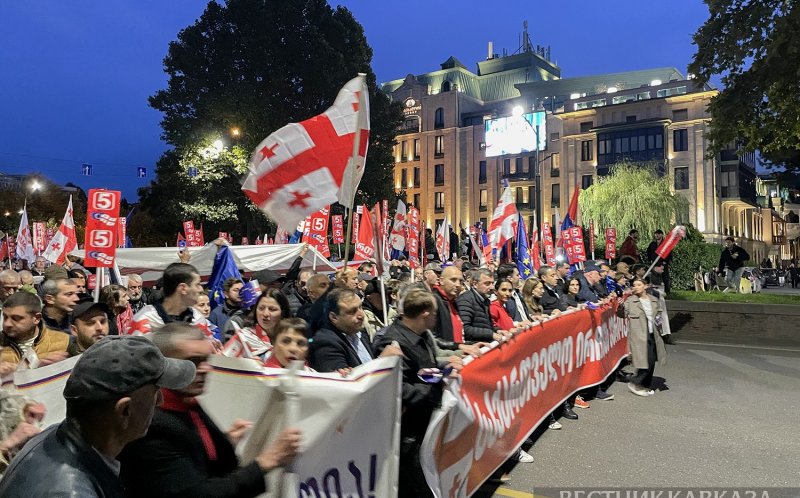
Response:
13,355,80,428
200,355,402,498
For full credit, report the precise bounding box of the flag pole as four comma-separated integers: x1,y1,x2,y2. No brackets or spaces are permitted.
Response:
343,207,354,267
642,255,661,280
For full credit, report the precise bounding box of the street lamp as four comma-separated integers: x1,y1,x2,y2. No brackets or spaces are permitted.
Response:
230,127,241,138
30,180,42,192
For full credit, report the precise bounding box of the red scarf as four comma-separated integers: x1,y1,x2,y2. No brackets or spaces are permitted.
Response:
159,389,217,462
254,323,271,343
433,286,464,343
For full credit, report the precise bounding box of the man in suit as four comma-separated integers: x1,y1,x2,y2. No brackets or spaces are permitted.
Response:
308,288,401,373
538,266,568,315
119,322,302,498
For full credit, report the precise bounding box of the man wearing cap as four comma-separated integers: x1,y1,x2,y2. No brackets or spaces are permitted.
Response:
119,323,302,497
253,269,285,293
40,277,80,334
68,297,111,357
128,262,214,338
1,291,71,367
576,263,602,303
0,336,196,497
422,263,441,291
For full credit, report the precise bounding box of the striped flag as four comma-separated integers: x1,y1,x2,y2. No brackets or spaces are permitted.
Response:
485,185,518,262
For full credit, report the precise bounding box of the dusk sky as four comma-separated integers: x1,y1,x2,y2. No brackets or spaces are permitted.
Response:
0,0,714,201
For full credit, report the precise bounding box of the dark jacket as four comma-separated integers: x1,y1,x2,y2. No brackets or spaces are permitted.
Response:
373,320,443,440
309,323,374,372
456,288,496,341
431,287,455,342
208,301,242,329
0,418,125,498
541,284,568,315
119,405,264,498
576,274,600,303
282,281,310,317
718,245,750,272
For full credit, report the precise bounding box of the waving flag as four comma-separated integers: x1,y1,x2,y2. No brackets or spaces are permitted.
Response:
242,75,370,230
207,245,243,309
435,216,450,262
655,225,686,259
529,213,542,271
15,205,35,263
354,204,375,261
42,196,77,264
389,200,407,252
485,185,518,261
561,184,581,232
515,214,535,279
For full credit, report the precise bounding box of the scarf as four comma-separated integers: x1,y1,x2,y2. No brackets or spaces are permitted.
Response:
159,389,217,462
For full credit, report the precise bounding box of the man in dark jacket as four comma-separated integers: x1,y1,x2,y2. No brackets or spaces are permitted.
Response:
456,268,504,342
282,268,314,316
308,288,401,373
373,288,462,498
0,336,196,498
717,237,750,293
646,229,672,293
431,266,464,343
119,323,301,498
576,264,602,303
208,277,244,329
538,266,568,314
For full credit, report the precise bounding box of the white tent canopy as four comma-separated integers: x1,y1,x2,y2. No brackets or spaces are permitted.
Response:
71,244,335,283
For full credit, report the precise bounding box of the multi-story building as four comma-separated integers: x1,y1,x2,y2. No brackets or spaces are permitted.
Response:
381,39,774,262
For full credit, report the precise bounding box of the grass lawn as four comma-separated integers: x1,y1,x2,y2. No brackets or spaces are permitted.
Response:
669,290,800,305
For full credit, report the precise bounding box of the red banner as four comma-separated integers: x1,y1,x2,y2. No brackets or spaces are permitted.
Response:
7,236,16,260
32,222,47,254
542,222,556,266
118,217,127,248
407,207,420,268
605,227,617,261
354,205,374,261
351,206,361,244
331,215,344,244
561,226,586,264
302,206,330,258
183,220,200,247
421,302,628,495
589,219,595,256
84,189,121,268
45,227,55,249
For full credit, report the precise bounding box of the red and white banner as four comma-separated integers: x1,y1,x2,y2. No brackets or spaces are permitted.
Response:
183,220,200,247
485,187,518,261
421,302,629,496
530,213,542,270
605,227,617,261
45,227,55,249
331,215,345,244
589,219,595,256
302,206,331,258
435,216,450,262
561,226,586,265
542,222,556,266
42,197,77,265
16,207,35,263
407,207,420,268
388,200,407,252
242,75,370,229
118,217,127,248
655,225,686,259
382,199,390,237
196,224,205,245
84,189,121,268
32,221,47,255
354,204,374,261
352,206,362,244
6,236,15,261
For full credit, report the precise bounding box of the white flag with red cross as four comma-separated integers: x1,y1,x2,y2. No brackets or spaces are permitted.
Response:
42,196,77,265
388,199,407,252
242,75,370,230
485,186,518,261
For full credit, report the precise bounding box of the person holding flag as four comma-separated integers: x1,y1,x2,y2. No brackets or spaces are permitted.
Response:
646,229,673,293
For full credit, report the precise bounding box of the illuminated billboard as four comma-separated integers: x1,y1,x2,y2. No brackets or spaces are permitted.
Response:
484,111,546,157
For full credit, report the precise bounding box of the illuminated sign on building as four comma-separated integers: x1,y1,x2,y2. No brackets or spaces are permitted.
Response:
402,97,422,117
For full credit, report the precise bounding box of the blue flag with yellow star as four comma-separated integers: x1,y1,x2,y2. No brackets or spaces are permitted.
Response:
515,213,535,279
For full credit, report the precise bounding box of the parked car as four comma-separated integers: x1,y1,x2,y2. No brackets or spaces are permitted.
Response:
761,268,781,288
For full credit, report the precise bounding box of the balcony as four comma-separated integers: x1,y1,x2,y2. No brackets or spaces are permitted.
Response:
500,171,533,182
773,235,787,245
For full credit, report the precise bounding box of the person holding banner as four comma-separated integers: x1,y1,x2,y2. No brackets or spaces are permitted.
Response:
0,336,197,498
538,266,569,315
119,323,302,498
618,278,668,396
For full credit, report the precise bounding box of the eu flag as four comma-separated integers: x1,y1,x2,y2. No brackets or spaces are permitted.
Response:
207,245,243,309
515,214,535,279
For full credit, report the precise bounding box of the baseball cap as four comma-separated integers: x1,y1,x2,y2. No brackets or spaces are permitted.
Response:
584,262,601,273
63,336,195,401
424,262,442,274
72,296,112,322
357,272,374,282
44,265,69,281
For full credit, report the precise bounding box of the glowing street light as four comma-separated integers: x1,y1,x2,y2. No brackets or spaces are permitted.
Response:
512,105,524,117
30,180,42,191
230,127,241,138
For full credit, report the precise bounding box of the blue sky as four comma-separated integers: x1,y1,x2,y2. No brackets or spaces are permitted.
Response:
0,0,713,201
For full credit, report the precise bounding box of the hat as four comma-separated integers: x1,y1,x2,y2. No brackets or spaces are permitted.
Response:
363,278,381,296
44,265,69,281
357,272,374,282
424,262,442,274
253,269,284,284
584,262,601,273
64,336,195,401
72,296,112,322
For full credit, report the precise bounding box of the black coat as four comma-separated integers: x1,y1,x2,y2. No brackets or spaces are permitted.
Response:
456,288,496,341
576,274,600,303
373,320,443,440
541,284,568,315
119,407,265,498
431,288,456,342
718,245,750,271
0,418,125,498
308,324,374,372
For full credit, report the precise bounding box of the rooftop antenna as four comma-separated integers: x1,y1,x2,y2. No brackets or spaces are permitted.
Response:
522,20,532,53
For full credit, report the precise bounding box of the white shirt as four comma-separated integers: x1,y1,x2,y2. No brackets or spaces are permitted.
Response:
640,298,654,334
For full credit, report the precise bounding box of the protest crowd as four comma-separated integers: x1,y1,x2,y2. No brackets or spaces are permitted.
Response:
0,77,685,497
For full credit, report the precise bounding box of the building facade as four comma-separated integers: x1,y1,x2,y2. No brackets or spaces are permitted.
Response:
382,44,775,263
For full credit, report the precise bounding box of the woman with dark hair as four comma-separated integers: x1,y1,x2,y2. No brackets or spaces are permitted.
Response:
264,318,312,369
224,289,291,358
564,277,581,307
489,280,516,331
98,284,133,336
520,278,544,318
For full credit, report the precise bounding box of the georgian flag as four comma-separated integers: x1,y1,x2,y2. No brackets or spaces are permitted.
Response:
485,186,518,261
15,205,35,263
242,75,370,230
435,216,450,262
389,200,407,251
42,196,77,265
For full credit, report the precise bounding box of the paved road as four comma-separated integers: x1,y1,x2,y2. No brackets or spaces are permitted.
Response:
473,340,800,497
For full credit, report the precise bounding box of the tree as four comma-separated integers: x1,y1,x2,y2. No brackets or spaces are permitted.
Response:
689,1,800,170
139,0,402,240
669,225,722,291
578,162,688,243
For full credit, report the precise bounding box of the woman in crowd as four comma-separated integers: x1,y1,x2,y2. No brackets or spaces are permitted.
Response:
489,280,516,331
263,318,311,369
99,284,133,336
521,278,544,319
617,277,667,396
225,289,291,358
193,293,212,318
564,277,581,307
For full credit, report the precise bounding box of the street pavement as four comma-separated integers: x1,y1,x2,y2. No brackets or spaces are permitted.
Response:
472,340,800,497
